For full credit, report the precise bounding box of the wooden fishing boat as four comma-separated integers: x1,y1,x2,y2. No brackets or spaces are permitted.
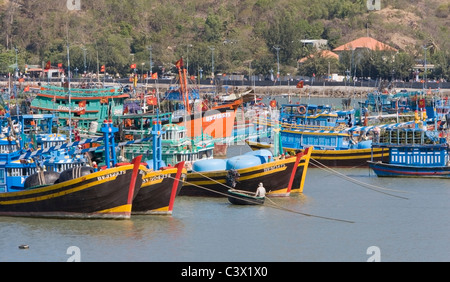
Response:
0,155,143,219
119,117,215,168
246,139,385,167
167,59,242,140
31,84,130,134
249,103,389,167
132,161,187,215
368,126,450,178
181,146,313,197
0,114,90,192
227,189,265,205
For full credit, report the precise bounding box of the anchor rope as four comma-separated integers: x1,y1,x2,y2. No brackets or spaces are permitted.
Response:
167,175,355,224
309,158,410,200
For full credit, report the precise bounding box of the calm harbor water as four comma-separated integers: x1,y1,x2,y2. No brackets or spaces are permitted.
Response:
1,95,449,262
1,144,449,262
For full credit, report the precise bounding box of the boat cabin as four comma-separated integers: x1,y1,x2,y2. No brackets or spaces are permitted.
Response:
280,104,338,128
373,128,449,167
121,122,214,167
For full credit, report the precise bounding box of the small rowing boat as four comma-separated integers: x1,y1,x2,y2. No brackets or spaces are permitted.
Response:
227,189,265,205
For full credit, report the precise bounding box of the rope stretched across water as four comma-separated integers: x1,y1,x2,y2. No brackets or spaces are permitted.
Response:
168,174,355,224
309,158,410,200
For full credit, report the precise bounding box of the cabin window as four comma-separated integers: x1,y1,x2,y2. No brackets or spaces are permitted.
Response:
0,169,5,184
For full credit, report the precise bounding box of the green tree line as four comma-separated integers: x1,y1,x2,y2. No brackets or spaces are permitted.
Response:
0,0,448,81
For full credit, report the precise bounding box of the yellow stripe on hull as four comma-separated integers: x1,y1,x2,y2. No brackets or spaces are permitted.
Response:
310,153,385,160
0,164,134,200
141,167,180,187
267,187,290,197
133,206,172,215
0,178,114,205
294,146,313,193
98,204,132,214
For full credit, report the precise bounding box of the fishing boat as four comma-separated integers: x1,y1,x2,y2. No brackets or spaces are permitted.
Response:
117,119,187,215
0,120,145,219
30,84,130,134
0,156,143,219
368,125,450,178
164,59,242,140
182,147,312,197
249,103,385,167
0,114,89,192
247,139,381,167
181,124,312,198
118,114,215,168
252,102,447,167
227,189,265,205
132,161,187,215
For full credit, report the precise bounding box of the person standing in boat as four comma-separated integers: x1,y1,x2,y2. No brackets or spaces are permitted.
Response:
255,183,266,197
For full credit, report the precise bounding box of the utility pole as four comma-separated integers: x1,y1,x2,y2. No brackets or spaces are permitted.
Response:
82,46,87,75
274,46,280,84
14,47,18,78
186,44,192,76
422,45,429,90
208,46,215,78
147,46,153,78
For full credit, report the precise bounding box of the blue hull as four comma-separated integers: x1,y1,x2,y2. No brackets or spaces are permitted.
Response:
368,161,450,178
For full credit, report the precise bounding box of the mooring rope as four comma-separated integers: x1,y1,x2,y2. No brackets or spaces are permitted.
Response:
309,158,410,200
168,175,355,224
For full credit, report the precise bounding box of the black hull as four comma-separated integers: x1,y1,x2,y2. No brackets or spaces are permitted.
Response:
247,141,386,167
0,157,143,219
304,148,386,167
132,162,187,215
181,148,312,197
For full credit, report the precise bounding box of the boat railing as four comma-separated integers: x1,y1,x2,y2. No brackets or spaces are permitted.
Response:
257,119,337,132
281,123,337,132
40,85,124,97
374,128,443,147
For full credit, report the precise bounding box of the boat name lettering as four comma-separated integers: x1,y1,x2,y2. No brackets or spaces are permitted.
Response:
57,105,86,112
264,164,286,172
143,173,169,183
206,112,231,122
97,170,126,181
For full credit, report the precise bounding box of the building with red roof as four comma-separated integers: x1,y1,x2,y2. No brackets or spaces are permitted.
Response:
298,50,339,63
333,36,398,53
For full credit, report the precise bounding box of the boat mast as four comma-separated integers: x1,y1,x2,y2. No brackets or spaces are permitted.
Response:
176,58,190,115
183,68,189,114
67,43,72,142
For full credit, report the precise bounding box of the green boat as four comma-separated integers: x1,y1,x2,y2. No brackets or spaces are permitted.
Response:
31,84,130,133
118,114,215,168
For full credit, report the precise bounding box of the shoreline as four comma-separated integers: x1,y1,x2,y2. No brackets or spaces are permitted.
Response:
2,81,449,99
250,85,450,98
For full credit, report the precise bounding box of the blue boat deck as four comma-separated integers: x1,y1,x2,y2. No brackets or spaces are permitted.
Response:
371,127,449,169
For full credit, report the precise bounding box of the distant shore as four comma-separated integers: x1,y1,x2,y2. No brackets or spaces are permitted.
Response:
247,85,450,98
2,80,449,99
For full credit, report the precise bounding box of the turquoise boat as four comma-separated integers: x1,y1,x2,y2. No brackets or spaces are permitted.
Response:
30,84,130,133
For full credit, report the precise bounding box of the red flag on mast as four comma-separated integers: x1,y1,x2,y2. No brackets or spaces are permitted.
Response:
44,61,51,70
175,58,184,69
